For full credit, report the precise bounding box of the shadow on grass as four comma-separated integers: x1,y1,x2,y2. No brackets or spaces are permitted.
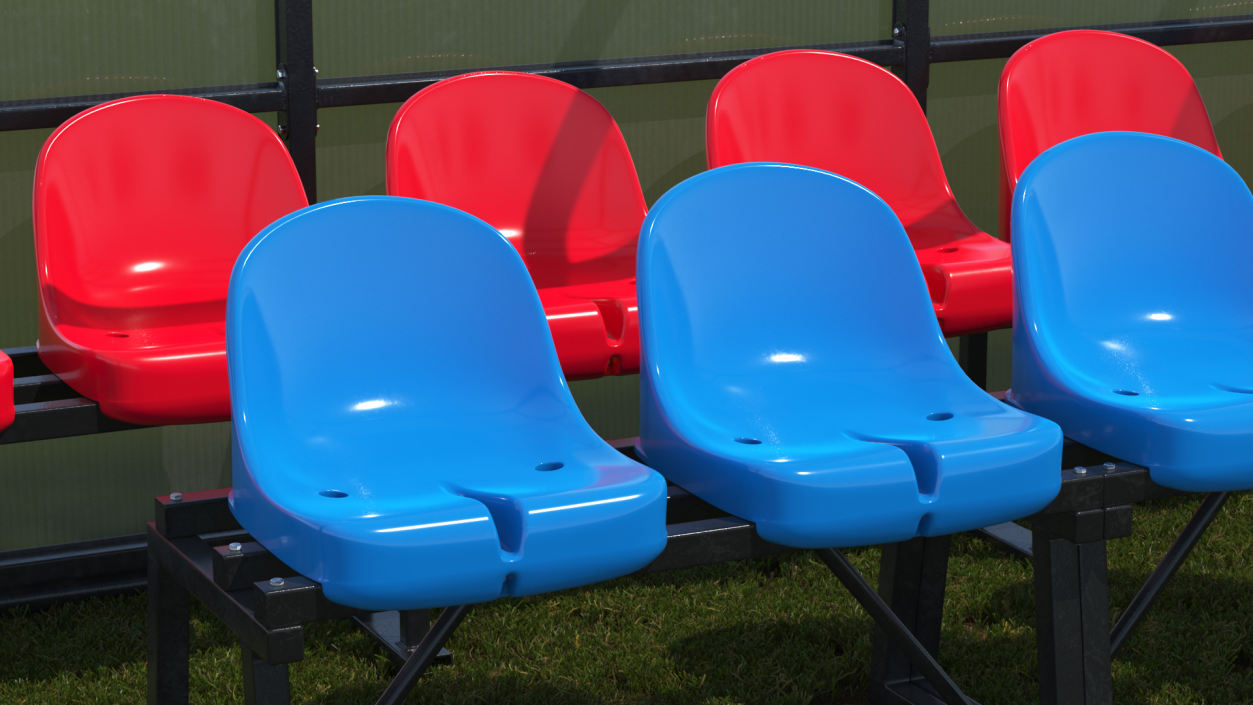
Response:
664,615,874,704
308,676,611,705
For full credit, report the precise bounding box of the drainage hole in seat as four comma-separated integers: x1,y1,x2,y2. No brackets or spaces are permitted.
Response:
319,490,348,498
926,412,953,421
106,332,129,338
938,247,959,253
536,461,564,472
734,437,762,445
1113,390,1139,396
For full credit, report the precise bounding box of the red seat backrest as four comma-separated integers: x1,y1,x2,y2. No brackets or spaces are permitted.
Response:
386,72,647,289
998,30,1220,239
707,50,981,248
33,95,307,331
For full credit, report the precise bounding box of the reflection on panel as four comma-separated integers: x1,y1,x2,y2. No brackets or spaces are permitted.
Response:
1,0,275,102
933,0,1253,37
313,0,891,78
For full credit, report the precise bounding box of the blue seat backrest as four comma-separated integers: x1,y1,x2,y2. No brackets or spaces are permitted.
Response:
1012,132,1253,403
639,162,954,439
229,197,587,471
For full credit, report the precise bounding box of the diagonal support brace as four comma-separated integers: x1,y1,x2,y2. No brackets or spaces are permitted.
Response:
375,604,473,705
816,548,972,705
1110,491,1228,658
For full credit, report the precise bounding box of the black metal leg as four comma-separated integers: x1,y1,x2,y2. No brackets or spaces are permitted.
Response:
1110,491,1228,658
147,557,189,705
1032,524,1112,705
376,604,473,705
816,548,971,705
399,608,431,649
241,641,292,705
958,333,989,390
870,537,952,702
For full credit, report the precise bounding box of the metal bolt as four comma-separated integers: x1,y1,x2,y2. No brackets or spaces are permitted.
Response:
277,68,286,80
313,66,319,75
1073,466,1087,475
170,492,183,501
893,26,902,37
1104,462,1116,470
270,577,285,587
228,542,242,552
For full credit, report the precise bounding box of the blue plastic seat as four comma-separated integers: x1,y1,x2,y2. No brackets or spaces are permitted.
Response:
636,163,1061,548
226,196,667,610
1010,131,1253,493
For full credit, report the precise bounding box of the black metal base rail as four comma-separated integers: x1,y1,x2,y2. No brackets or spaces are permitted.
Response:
2,346,149,446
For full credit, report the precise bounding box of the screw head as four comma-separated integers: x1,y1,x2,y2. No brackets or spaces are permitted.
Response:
1073,466,1087,475
228,542,242,552
1104,462,1117,470
270,577,285,587
313,66,319,75
276,68,286,80
169,492,183,501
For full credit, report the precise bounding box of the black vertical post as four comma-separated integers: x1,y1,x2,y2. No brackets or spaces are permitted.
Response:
147,558,190,705
869,536,952,701
893,0,931,112
275,0,317,203
400,609,433,650
958,333,989,390
1032,523,1113,705
241,642,292,705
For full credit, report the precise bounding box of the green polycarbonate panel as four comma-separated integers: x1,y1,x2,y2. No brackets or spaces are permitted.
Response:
931,1,1252,36
313,0,892,78
0,424,232,551
0,1,275,102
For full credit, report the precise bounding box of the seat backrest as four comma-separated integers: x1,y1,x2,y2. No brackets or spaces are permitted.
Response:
706,50,980,246
998,30,1220,239
386,72,646,289
639,162,954,436
1012,131,1253,396
228,196,602,488
32,95,307,332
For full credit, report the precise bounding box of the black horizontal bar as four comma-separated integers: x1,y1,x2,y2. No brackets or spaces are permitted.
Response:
0,83,284,132
4,347,50,378
0,397,149,445
317,39,901,109
931,13,1253,63
13,374,78,405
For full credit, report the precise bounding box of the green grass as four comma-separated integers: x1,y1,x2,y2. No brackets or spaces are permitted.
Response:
3,493,1253,703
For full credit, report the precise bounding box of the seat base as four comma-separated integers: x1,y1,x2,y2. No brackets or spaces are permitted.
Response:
36,316,229,425
539,278,639,379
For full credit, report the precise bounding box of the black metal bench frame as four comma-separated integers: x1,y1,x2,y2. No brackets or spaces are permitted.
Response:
146,434,994,705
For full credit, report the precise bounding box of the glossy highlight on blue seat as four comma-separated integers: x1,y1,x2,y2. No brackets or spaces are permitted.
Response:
636,163,1061,549
226,196,667,610
1010,132,1253,493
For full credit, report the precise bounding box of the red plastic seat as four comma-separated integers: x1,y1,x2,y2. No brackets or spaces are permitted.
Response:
706,50,1011,337
998,30,1221,240
32,95,308,425
386,72,647,379
0,351,12,431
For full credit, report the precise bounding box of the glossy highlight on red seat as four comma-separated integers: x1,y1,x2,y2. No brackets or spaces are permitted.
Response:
0,351,12,431
32,95,308,425
997,30,1220,241
706,50,1011,337
386,71,647,379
